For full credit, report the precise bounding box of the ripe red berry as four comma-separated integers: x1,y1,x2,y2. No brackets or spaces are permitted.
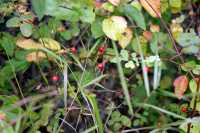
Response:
51,75,60,82
97,63,104,71
70,47,77,54
98,46,106,54
181,106,187,113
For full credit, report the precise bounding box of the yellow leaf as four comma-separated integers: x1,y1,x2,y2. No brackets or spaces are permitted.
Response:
140,0,161,18
26,51,47,62
39,38,61,51
118,28,133,49
102,16,127,40
16,38,61,51
16,38,42,50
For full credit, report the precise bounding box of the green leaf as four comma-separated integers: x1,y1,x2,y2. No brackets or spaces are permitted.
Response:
120,49,129,61
20,23,33,37
150,32,158,53
189,79,197,93
181,61,196,72
91,18,104,38
120,115,131,127
123,4,146,30
60,31,72,40
6,17,21,28
49,7,80,22
80,7,95,23
177,31,200,47
0,60,29,86
0,33,16,56
182,45,199,54
31,0,46,20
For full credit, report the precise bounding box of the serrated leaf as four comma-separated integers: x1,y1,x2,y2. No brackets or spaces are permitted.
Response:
123,4,146,30
91,18,104,38
6,17,21,28
173,75,188,99
20,23,33,37
120,49,129,61
102,16,127,40
182,45,199,55
31,0,46,20
140,0,161,18
80,7,95,23
0,33,16,56
177,31,200,47
120,115,131,127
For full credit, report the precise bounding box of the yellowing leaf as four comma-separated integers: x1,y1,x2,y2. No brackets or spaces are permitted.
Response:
26,51,47,62
140,0,161,18
173,75,188,99
170,22,183,39
16,38,42,50
108,0,120,6
16,38,61,51
118,28,133,49
102,16,127,40
143,31,152,41
39,38,61,51
150,24,160,32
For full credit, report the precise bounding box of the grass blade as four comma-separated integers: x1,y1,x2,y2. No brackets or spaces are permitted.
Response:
87,94,104,133
112,41,133,115
133,32,150,97
137,103,186,120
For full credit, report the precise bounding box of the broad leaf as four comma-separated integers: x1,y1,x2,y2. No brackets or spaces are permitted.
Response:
26,51,47,62
173,75,188,99
31,0,46,20
16,38,42,50
80,7,95,23
102,16,127,40
140,0,161,18
118,28,133,49
20,23,33,37
123,4,146,30
0,33,16,56
91,18,104,38
6,17,21,28
39,38,61,51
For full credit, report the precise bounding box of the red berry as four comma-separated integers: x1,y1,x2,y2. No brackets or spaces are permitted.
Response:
51,75,60,82
97,63,104,71
98,46,106,54
181,106,187,113
70,47,77,54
